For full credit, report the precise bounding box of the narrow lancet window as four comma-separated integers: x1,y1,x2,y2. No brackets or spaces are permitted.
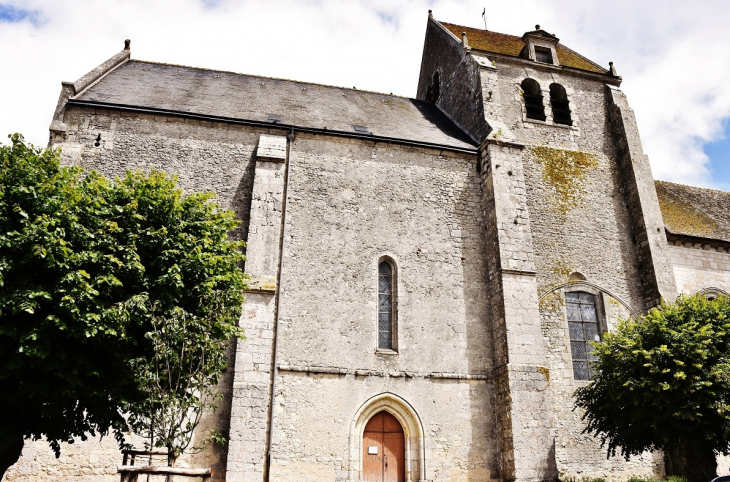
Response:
550,83,572,125
521,79,546,121
566,291,600,380
378,261,395,350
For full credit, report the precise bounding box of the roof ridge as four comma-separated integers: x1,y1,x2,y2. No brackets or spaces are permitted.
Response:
656,179,730,196
555,43,607,73
431,18,462,43
439,20,523,41
436,20,607,74
129,59,413,100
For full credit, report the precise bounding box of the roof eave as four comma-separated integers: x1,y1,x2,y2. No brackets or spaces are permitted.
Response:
65,99,480,155
471,49,620,85
664,228,730,249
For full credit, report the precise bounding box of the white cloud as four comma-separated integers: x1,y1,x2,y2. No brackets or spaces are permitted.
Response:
538,0,730,188
1,0,730,188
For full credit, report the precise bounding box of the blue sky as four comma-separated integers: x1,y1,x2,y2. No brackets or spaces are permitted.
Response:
0,4,38,24
1,0,730,190
704,122,730,190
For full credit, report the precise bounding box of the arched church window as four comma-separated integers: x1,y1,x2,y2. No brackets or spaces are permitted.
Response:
566,291,600,380
550,83,572,125
699,288,727,300
378,259,396,350
521,79,546,121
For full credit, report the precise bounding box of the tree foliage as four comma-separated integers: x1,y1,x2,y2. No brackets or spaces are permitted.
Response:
125,300,241,464
575,294,730,481
0,134,246,476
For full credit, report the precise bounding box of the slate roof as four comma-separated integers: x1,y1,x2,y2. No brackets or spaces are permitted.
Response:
656,180,730,243
75,60,476,150
439,21,608,74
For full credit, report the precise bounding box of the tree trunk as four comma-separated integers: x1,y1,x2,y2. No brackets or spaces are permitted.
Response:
0,435,25,481
665,445,717,482
166,449,177,482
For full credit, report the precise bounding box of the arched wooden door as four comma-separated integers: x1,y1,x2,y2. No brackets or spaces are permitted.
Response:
362,411,405,482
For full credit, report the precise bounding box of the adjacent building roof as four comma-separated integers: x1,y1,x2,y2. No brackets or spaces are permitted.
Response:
74,60,476,150
439,21,608,74
656,180,730,244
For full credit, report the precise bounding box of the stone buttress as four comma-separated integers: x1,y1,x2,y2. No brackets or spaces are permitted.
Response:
606,86,677,307
479,140,556,482
226,134,289,482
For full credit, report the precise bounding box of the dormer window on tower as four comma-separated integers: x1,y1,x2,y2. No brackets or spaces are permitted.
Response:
535,47,553,64
520,25,560,67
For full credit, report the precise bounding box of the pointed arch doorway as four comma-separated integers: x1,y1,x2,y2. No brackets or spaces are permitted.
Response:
363,411,405,482
348,392,425,482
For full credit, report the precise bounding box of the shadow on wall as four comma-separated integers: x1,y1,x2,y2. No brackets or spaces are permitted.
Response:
455,158,501,481
229,150,258,263
195,147,256,480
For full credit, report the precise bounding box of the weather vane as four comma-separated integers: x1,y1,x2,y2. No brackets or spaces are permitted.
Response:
482,7,487,30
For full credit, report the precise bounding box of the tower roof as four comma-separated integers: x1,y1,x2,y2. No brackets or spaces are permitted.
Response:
439,21,608,74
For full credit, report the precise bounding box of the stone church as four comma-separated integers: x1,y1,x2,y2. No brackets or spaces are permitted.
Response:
6,11,730,482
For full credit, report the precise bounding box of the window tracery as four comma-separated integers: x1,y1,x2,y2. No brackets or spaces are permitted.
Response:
566,291,600,380
378,260,396,350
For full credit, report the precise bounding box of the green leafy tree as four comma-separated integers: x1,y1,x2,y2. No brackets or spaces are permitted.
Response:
0,134,246,478
124,298,242,467
575,294,730,482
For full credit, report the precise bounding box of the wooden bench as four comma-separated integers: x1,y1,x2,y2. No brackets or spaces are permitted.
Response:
121,448,169,466
118,465,212,482
118,449,212,482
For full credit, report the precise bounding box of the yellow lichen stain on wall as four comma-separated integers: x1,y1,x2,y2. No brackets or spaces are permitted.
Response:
270,460,337,482
537,366,550,381
551,260,572,279
529,146,599,217
539,290,564,312
261,280,277,291
245,274,277,292
538,260,573,311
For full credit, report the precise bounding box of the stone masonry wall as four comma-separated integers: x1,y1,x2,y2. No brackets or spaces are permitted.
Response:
270,374,493,482
539,287,665,479
227,135,288,482
477,58,649,311
4,105,279,482
277,135,487,375
479,142,555,482
668,241,730,294
478,56,669,479
267,134,497,481
666,240,730,474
